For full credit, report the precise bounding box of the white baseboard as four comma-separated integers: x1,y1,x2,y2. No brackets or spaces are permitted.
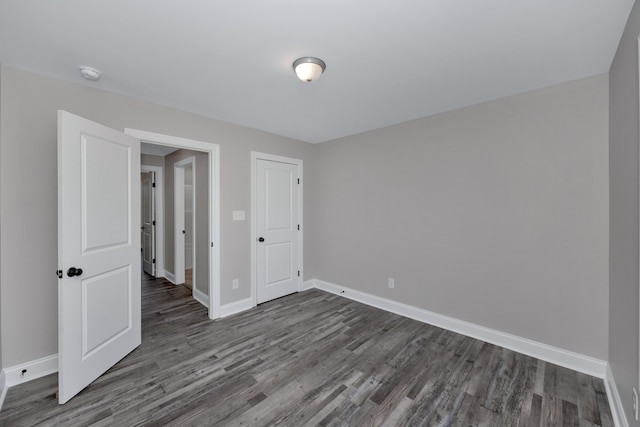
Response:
307,279,608,379
0,354,58,412
164,270,176,284
0,370,6,412
219,297,253,318
605,363,630,427
193,287,209,308
302,280,315,291
3,354,58,388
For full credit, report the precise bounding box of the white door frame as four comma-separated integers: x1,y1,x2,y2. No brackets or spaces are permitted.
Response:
250,152,303,307
174,156,196,287
141,165,164,277
637,37,640,408
126,129,221,319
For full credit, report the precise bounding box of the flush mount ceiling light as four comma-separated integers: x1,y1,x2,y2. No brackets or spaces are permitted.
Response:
79,65,101,81
293,57,326,82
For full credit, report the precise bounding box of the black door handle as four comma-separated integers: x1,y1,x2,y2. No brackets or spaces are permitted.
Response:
67,267,83,277
258,237,265,242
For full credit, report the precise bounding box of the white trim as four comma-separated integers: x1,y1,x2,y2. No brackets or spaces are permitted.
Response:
141,164,164,277
126,129,221,319
606,363,630,427
302,279,315,291
3,354,58,388
637,35,640,425
251,154,256,307
193,287,209,309
164,270,176,284
306,279,608,379
211,143,221,318
219,297,254,318
0,355,59,412
250,152,303,307
0,370,6,411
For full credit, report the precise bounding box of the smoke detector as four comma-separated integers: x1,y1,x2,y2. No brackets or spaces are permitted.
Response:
79,66,101,81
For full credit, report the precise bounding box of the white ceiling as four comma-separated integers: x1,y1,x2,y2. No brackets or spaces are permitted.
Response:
140,142,178,157
0,1,634,143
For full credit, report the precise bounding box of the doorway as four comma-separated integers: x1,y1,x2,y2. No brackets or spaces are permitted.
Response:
141,170,156,276
141,149,208,307
128,128,221,319
141,164,164,276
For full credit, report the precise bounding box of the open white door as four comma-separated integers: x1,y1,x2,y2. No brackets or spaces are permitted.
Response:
57,111,141,404
141,171,156,276
255,157,301,304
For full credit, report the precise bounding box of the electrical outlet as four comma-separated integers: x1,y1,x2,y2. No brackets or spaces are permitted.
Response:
633,388,639,421
388,278,395,289
232,279,239,290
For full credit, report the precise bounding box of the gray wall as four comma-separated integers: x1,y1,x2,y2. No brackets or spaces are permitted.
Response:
164,149,209,296
0,66,314,367
308,74,609,359
141,153,164,168
0,62,615,391
610,1,640,424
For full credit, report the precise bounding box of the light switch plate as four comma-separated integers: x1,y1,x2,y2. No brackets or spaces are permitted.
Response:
232,210,245,221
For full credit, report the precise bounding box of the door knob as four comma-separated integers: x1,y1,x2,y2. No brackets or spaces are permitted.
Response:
67,267,83,277
258,237,265,242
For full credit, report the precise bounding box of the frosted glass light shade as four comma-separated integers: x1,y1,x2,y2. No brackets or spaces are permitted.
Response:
293,57,326,82
79,65,101,81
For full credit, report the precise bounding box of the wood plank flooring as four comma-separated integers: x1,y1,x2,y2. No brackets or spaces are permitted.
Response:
0,275,613,426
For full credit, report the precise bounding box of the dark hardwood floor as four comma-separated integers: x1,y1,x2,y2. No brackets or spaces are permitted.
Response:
0,275,613,426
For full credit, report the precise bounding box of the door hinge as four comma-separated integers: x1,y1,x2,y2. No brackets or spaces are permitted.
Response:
152,259,156,264
56,269,63,279
211,242,214,247
298,224,300,231
297,178,300,184
298,270,300,277
152,182,156,188
152,220,155,226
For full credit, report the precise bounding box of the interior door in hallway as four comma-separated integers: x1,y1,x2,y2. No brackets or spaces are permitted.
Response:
255,157,301,304
141,171,156,276
58,111,141,404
